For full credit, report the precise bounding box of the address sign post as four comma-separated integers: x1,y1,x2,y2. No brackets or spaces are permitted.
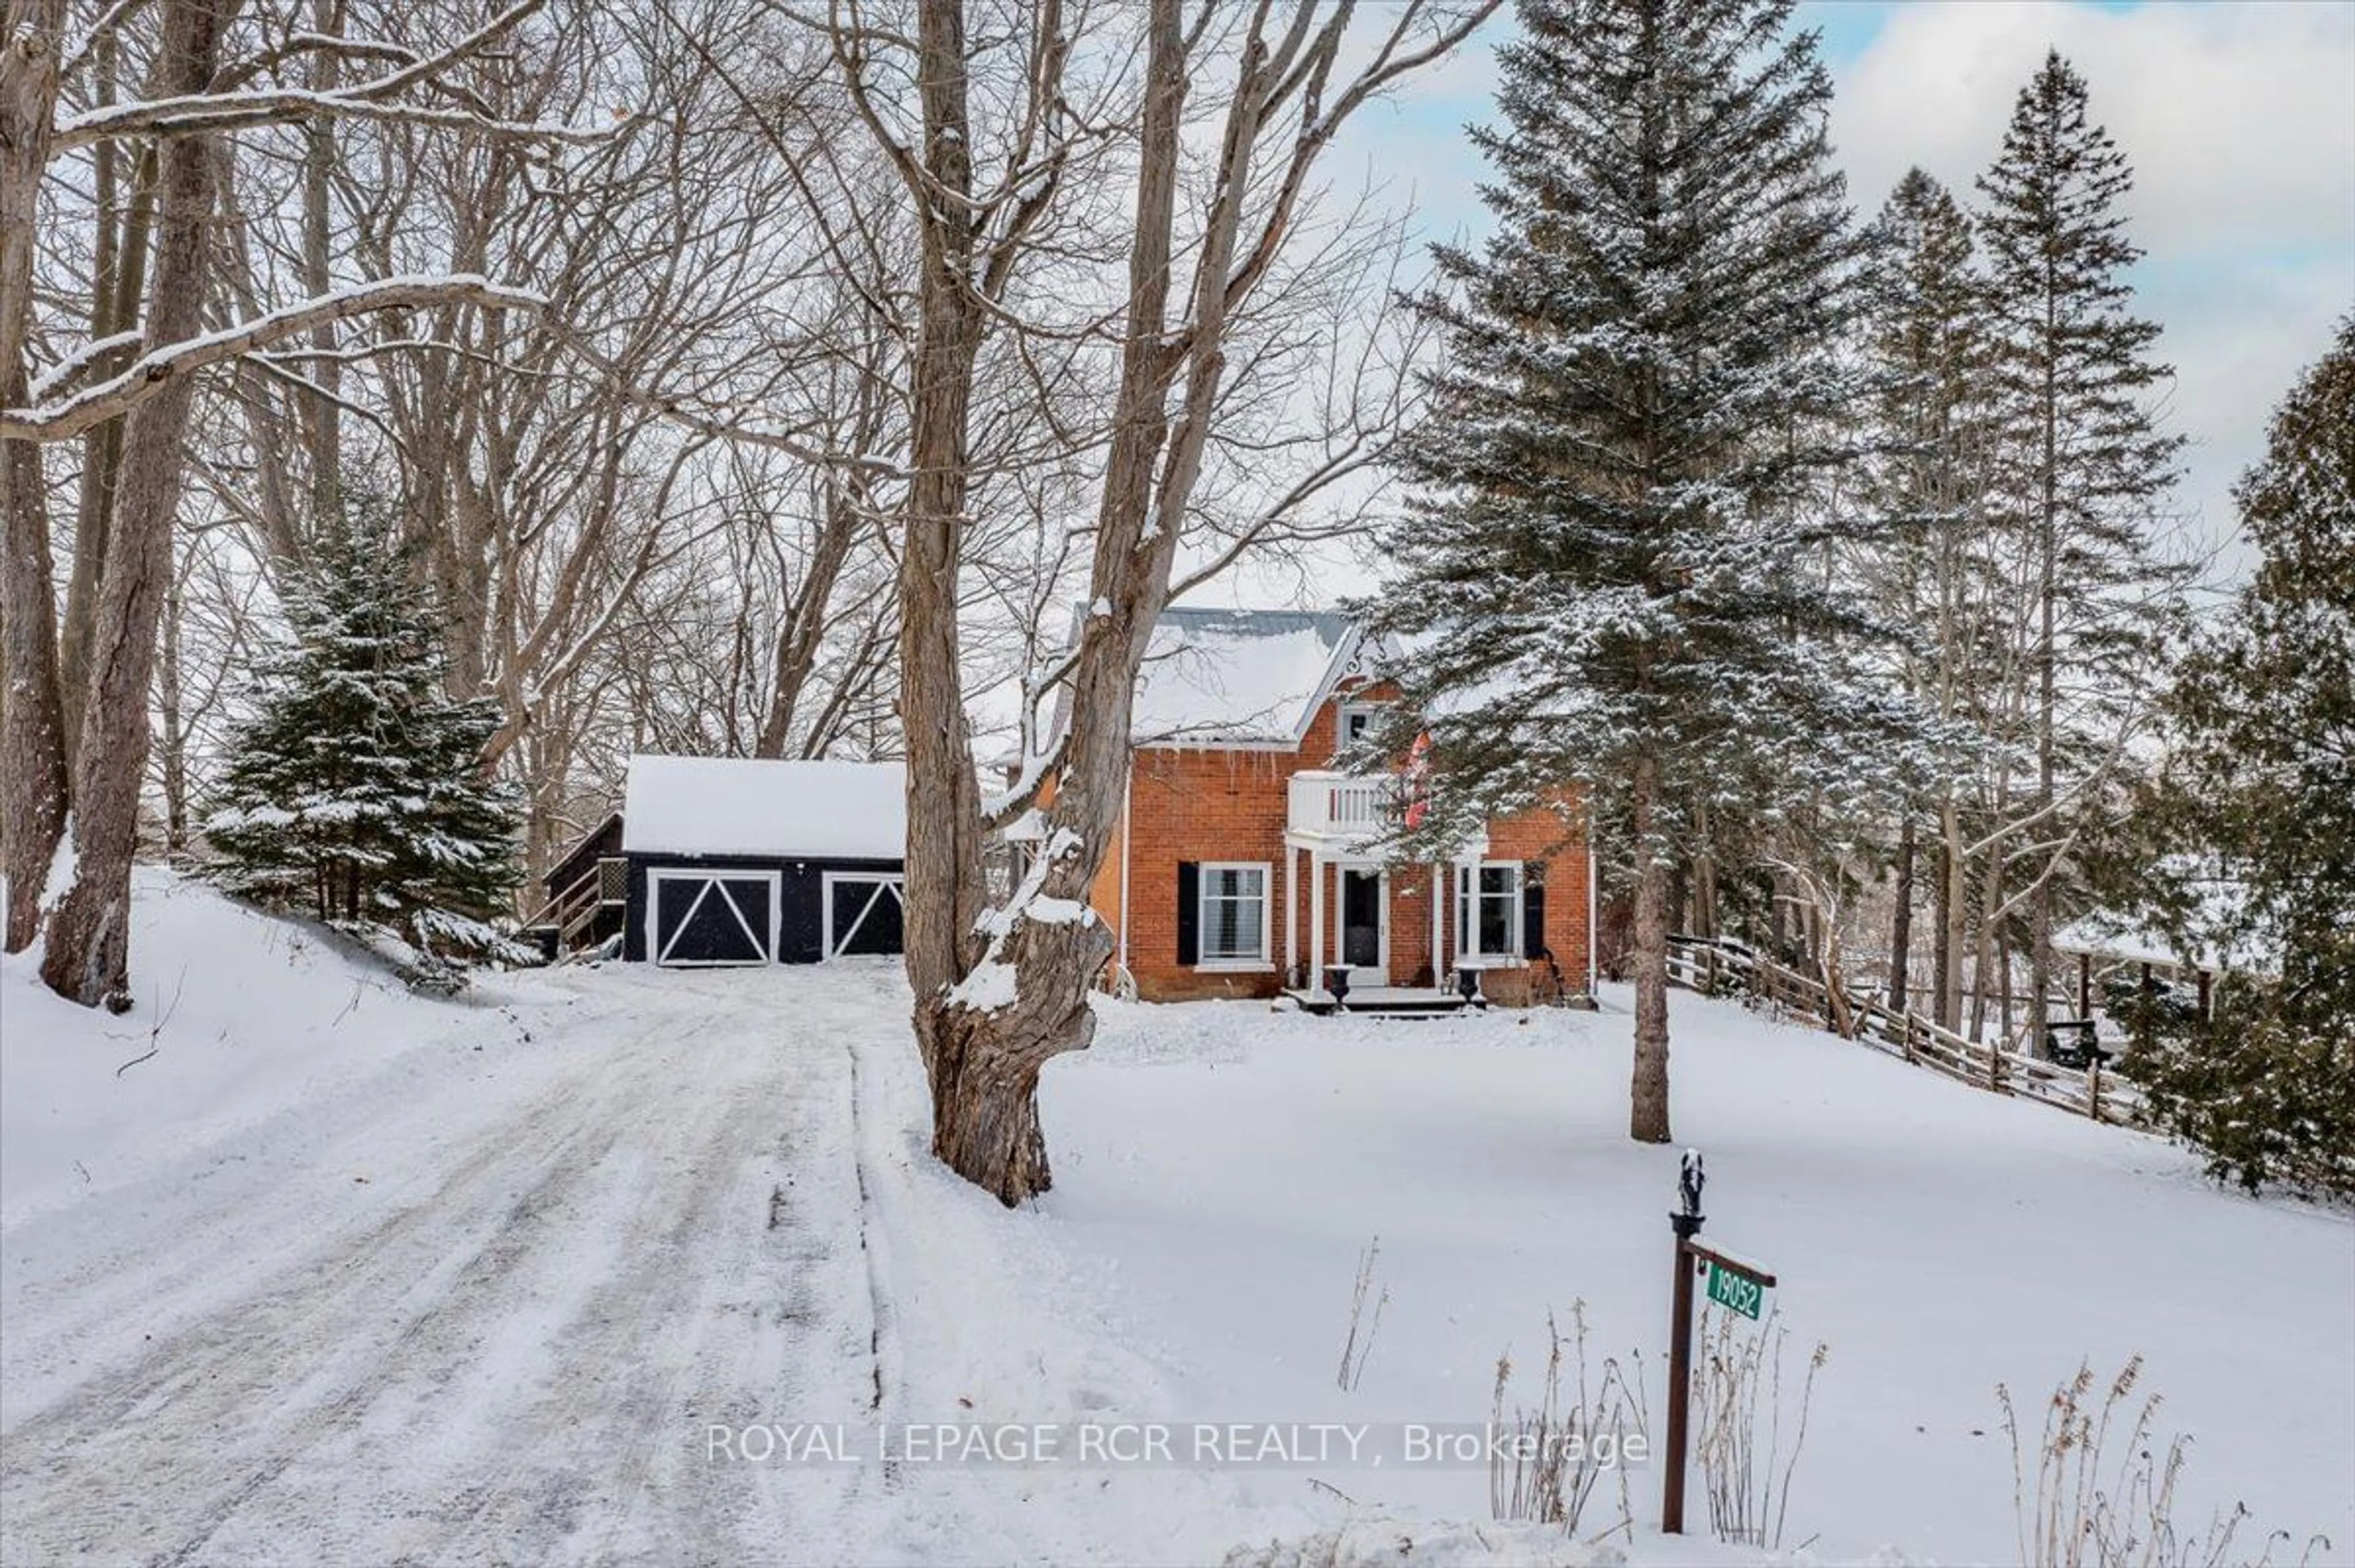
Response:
1661,1149,1777,1536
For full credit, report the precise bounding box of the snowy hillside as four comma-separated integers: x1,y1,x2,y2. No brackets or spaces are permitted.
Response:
0,870,554,1229
2,874,2347,1564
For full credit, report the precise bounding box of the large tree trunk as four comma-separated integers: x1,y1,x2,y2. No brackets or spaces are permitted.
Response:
905,0,1190,1204
1887,816,1915,1010
39,0,229,1008
1997,933,2015,1043
0,0,69,950
921,914,1116,1203
1940,833,1967,1032
897,0,1003,1185
299,0,341,509
1690,800,1715,939
156,571,190,852
1628,754,1671,1144
1932,798,1962,1031
61,135,156,752
1968,805,2007,1041
0,432,64,949
2028,251,2060,1060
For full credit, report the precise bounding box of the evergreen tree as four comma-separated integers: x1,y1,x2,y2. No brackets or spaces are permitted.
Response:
1975,51,2190,1055
1366,0,1908,1143
1853,169,2001,1026
2134,316,2354,1195
204,499,523,964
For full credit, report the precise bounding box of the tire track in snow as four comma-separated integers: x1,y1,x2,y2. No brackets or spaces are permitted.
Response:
0,971,878,1566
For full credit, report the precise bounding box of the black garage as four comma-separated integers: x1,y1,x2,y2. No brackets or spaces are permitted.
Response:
617,756,906,967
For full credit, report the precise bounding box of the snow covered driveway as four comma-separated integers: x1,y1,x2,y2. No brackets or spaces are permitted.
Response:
2,960,890,1566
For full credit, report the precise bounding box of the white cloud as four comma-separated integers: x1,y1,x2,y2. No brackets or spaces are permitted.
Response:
1831,0,2355,258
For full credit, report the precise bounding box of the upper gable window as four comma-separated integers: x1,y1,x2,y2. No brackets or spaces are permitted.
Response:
1336,701,1384,752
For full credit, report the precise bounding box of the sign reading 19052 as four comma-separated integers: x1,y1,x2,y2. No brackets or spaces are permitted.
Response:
1664,1153,1780,1539
1705,1259,1766,1319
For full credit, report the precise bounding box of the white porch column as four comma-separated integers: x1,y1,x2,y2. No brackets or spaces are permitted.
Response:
1430,863,1445,992
1284,846,1299,987
1308,851,1327,995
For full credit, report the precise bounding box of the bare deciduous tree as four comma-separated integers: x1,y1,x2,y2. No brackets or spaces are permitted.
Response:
791,0,1498,1202
2,0,584,1006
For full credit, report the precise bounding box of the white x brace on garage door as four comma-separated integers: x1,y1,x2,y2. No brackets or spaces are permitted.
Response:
821,873,905,960
648,869,781,966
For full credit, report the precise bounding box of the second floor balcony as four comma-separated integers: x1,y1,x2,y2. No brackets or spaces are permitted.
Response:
1286,770,1397,852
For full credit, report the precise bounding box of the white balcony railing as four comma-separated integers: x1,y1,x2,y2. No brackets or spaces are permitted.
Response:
1287,770,1396,848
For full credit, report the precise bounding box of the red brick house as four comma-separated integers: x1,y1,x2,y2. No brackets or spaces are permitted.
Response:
1087,608,1593,1008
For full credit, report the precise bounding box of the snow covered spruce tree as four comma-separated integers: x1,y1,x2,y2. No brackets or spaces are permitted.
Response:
204,497,523,968
2133,317,2355,1196
1368,0,1910,1143
1975,51,2189,1056
1851,169,2002,1030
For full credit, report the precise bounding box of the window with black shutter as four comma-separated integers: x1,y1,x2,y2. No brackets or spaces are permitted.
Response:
1523,877,1547,961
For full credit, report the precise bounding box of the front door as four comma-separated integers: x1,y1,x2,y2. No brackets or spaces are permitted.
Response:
1340,868,1385,984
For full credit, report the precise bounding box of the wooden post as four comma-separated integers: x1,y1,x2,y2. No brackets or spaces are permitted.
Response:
1664,1236,1698,1535
2078,952,2091,1018
2198,968,2213,1020
1663,1156,1703,1539
2088,1054,2103,1123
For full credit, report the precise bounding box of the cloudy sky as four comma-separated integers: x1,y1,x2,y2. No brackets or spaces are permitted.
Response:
1271,0,2355,600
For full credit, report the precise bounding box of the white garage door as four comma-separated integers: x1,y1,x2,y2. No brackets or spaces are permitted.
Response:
648,870,780,966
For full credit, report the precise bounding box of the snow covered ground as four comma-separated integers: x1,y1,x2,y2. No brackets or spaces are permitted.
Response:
2,872,2348,1564
1044,999,2355,1563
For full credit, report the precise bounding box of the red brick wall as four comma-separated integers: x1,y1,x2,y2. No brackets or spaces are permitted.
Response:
1089,686,1591,1004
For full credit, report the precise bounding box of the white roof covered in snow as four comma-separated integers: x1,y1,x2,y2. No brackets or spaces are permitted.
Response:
621,756,905,860
2052,874,2269,975
1130,608,1358,747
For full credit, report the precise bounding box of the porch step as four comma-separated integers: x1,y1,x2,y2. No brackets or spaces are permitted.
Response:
1283,987,1484,1018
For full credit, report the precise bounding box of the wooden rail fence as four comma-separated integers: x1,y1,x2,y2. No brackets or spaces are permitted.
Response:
1664,938,2151,1130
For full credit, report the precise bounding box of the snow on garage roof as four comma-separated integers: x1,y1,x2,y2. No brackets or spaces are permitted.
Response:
620,755,905,859
1131,607,1359,746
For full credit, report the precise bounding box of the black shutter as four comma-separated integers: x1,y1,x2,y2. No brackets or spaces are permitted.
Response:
1523,878,1547,960
1176,862,1200,965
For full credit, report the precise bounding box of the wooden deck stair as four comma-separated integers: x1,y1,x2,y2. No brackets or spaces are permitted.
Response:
1283,986,1482,1018
522,857,626,958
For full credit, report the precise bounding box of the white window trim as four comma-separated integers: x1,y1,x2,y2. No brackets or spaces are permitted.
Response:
1336,700,1385,746
647,868,782,967
1456,860,1524,962
820,871,906,961
1197,860,1273,968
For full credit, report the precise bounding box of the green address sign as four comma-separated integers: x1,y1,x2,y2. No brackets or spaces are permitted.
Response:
1706,1260,1765,1319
